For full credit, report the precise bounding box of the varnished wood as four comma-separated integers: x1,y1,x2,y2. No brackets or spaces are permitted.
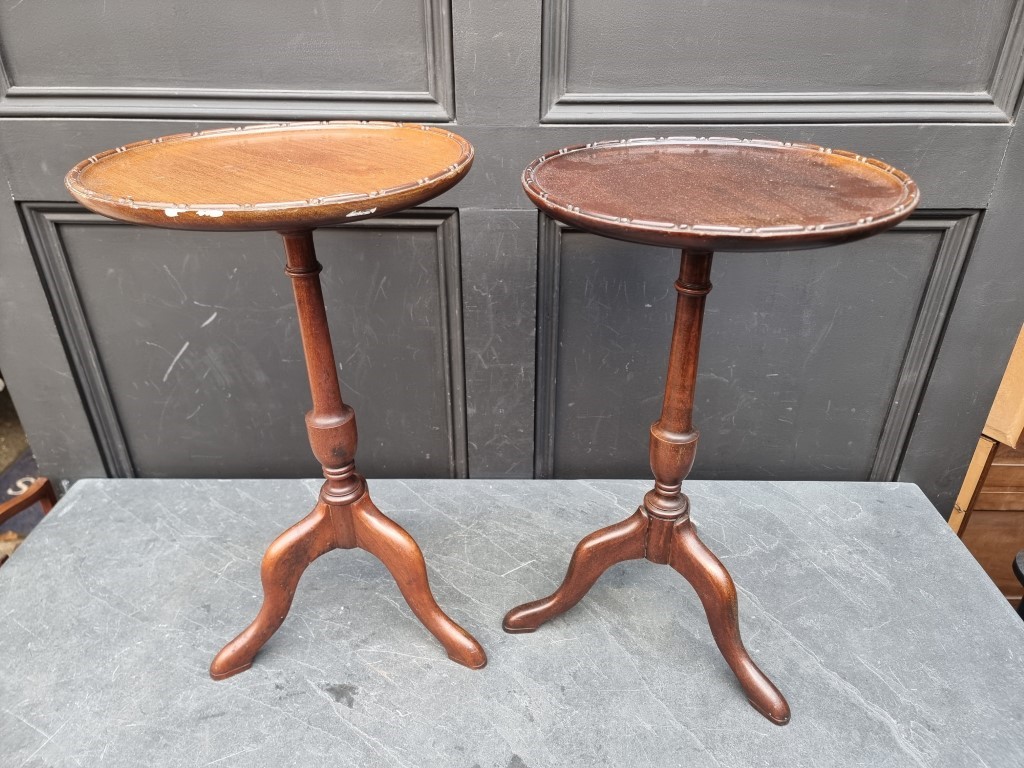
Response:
508,138,920,725
983,324,1024,450
65,121,473,231
644,250,711,519
949,436,998,535
0,477,56,527
956,443,1024,606
976,487,1024,511
949,327,1024,604
982,446,1024,485
523,137,918,251
66,122,485,678
668,516,788,724
962,508,1024,606
210,231,485,679
505,249,789,724
951,324,1024,537
502,510,648,631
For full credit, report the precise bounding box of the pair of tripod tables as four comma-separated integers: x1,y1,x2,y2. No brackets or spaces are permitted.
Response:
66,122,918,726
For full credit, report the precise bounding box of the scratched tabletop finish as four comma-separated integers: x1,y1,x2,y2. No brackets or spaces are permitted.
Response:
64,121,473,231
2,479,1022,767
523,138,919,251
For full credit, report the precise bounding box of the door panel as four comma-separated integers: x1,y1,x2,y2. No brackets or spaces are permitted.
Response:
23,205,465,478
543,0,1024,122
0,0,1019,514
538,213,978,480
0,0,454,119
562,1,1011,93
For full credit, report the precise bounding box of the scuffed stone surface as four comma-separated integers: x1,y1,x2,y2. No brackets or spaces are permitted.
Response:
1,479,1022,766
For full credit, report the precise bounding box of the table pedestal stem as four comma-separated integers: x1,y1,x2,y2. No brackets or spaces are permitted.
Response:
503,249,790,725
210,230,486,680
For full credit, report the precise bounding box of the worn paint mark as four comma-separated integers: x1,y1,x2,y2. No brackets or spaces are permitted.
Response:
346,207,377,217
165,208,223,218
163,341,191,382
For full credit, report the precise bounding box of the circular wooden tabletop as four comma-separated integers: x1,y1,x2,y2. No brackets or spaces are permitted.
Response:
523,138,919,251
65,121,473,231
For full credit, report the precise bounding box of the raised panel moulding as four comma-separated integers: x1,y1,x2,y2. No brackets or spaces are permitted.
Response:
20,203,467,479
0,0,455,120
540,0,1024,124
534,211,980,481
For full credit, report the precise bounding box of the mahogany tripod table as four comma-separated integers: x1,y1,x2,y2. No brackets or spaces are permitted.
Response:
504,137,920,725
65,121,487,679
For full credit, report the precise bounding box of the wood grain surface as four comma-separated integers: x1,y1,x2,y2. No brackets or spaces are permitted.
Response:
210,230,486,679
504,251,791,725
65,121,473,231
523,137,919,250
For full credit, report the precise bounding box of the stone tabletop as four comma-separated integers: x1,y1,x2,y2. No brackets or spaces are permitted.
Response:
1,479,1022,767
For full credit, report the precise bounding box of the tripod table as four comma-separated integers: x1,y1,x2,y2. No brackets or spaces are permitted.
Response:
65,121,487,679
503,137,920,725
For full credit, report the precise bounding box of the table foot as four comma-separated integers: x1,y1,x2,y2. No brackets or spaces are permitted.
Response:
502,509,647,633
669,517,790,725
351,495,487,670
210,502,336,680
503,506,789,725
211,490,486,679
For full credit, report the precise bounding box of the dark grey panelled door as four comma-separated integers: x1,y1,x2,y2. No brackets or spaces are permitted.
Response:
1,2,1021,512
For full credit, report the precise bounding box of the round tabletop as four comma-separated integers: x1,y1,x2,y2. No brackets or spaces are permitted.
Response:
65,121,474,231
522,138,919,251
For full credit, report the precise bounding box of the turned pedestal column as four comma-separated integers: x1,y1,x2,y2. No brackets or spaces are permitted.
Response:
503,137,920,725
65,121,487,679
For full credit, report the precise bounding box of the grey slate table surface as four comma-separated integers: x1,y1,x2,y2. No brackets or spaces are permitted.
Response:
2,479,1023,767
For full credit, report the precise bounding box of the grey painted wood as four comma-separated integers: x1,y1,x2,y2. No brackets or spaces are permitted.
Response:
543,0,1024,122
0,120,1010,209
868,212,981,481
20,207,135,477
0,2,1020,509
460,209,537,477
0,0,455,120
537,213,977,481
22,205,467,479
0,161,106,487
898,118,1024,511
3,479,1024,766
450,0,542,126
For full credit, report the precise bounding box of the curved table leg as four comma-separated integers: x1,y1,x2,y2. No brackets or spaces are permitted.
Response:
502,509,648,633
352,496,486,670
210,502,336,680
213,231,486,679
668,517,790,725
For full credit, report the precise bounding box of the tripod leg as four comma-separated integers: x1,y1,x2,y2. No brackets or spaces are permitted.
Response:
351,495,486,669
669,518,790,725
503,509,647,633
210,502,336,680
